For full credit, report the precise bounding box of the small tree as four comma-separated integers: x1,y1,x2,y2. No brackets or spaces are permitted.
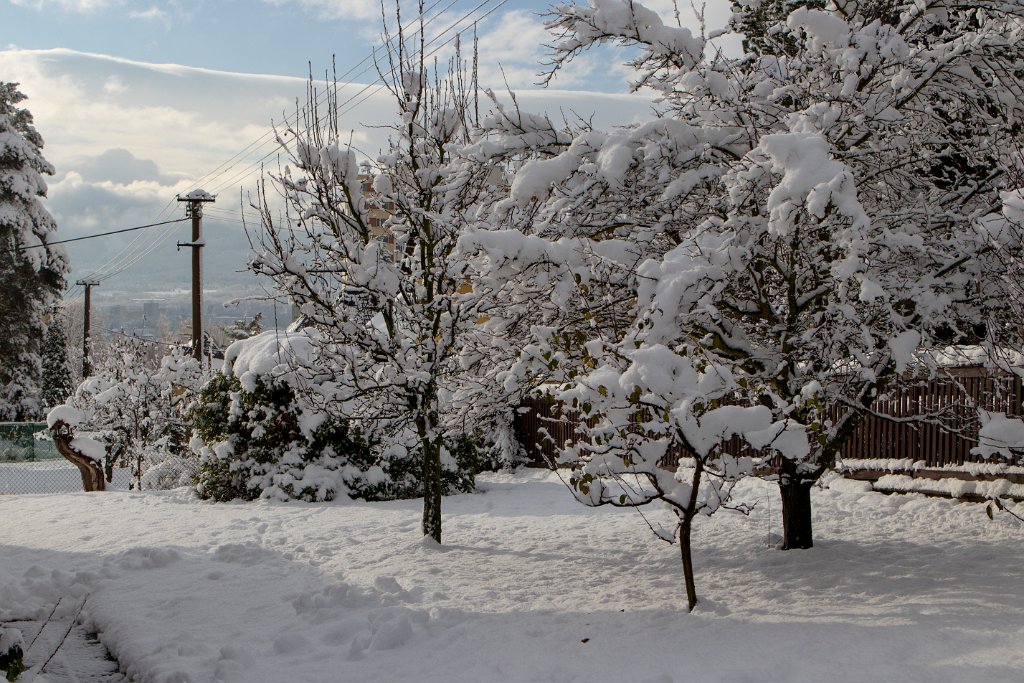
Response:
0,82,68,420
58,336,208,488
557,342,807,610
41,313,74,410
251,8,521,542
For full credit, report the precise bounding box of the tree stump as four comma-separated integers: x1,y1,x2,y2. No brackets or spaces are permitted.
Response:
50,420,105,492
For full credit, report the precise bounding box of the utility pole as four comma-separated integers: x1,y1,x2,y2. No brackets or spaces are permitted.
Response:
177,190,215,361
76,279,99,378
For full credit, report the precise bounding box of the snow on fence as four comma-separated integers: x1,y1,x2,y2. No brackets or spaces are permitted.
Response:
513,366,1024,472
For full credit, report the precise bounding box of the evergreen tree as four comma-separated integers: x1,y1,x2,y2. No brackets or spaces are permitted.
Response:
0,82,68,421
41,313,73,410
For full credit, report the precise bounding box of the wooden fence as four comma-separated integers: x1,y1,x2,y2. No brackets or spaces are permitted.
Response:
512,366,1024,468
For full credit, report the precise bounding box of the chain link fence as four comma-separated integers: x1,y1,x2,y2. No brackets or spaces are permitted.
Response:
0,423,153,494
0,422,82,494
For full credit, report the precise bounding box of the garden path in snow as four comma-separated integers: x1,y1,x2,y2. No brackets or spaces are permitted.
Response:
2,612,126,682
0,470,1022,683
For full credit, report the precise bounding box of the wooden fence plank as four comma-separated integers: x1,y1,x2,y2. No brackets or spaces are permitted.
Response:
513,367,1024,468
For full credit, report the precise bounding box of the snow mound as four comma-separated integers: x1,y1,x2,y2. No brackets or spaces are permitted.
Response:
46,405,83,428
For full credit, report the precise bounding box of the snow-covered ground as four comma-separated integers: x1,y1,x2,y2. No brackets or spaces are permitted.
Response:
1,470,1022,683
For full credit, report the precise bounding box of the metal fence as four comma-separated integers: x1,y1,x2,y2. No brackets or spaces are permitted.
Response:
0,422,85,494
0,423,150,494
513,366,1024,469
0,422,60,460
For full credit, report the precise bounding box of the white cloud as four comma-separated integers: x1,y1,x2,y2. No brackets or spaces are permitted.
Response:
473,9,553,89
9,0,117,11
417,9,604,91
260,0,381,22
468,0,739,92
640,0,734,34
102,74,127,94
0,47,654,291
129,5,171,27
9,0,188,25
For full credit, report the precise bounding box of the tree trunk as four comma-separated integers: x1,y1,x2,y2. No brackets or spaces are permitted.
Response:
678,456,703,611
419,421,443,544
679,517,697,612
778,462,814,550
51,420,105,492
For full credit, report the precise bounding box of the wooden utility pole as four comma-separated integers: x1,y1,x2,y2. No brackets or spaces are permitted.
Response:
177,190,215,360
76,279,99,378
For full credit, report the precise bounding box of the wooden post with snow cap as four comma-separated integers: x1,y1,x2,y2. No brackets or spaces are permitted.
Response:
177,190,216,361
47,407,105,492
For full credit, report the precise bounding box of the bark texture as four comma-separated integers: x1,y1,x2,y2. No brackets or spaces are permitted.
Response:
51,420,105,492
779,461,814,549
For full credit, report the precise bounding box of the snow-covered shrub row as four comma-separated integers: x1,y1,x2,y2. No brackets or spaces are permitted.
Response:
872,473,1024,502
190,331,492,503
836,458,1024,477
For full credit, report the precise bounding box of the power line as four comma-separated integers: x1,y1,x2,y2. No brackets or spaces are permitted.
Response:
185,0,461,199
64,1,509,298
66,1,477,297
11,218,189,254
102,327,181,348
64,226,165,298
337,0,504,121
207,0,508,197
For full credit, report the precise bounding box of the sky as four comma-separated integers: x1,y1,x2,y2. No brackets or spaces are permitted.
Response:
0,0,734,301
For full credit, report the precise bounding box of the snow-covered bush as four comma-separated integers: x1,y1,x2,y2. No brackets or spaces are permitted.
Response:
191,371,353,502
190,331,478,502
53,336,208,488
0,627,24,682
462,405,528,473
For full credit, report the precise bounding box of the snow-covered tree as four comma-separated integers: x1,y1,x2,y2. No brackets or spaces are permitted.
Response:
464,0,1024,572
190,330,481,503
57,336,209,488
41,311,74,410
251,12,523,542
0,82,69,420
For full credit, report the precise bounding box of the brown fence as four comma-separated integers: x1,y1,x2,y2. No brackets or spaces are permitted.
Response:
513,366,1024,468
